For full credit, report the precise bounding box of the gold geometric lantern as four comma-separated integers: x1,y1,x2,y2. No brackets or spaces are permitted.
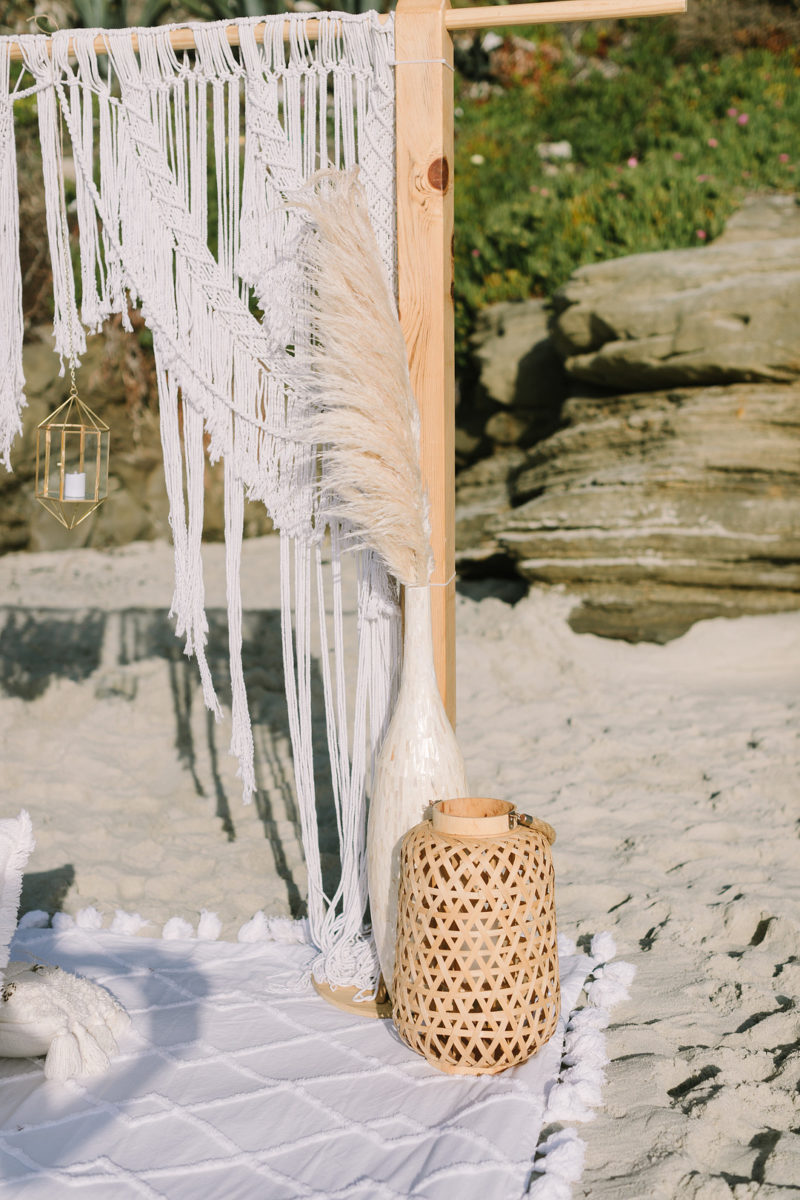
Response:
35,392,110,530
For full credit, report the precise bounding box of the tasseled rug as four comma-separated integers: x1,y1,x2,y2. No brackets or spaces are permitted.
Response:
0,915,633,1199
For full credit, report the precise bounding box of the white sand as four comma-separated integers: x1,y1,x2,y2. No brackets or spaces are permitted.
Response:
1,537,798,1198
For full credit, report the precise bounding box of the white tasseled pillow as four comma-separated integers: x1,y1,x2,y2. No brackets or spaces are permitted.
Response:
0,962,130,1080
0,810,130,1081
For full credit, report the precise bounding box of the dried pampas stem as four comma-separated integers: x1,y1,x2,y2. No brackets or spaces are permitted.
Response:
291,170,433,588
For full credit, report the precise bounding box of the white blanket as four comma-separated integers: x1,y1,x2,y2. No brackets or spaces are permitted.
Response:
0,927,601,1199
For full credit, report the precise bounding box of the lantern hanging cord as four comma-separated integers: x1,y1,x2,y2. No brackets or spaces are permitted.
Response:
57,101,81,394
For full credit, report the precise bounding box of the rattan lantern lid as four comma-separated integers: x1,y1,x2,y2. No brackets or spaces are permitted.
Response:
431,797,556,843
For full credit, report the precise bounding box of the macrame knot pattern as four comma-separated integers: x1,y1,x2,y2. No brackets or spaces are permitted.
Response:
0,11,399,992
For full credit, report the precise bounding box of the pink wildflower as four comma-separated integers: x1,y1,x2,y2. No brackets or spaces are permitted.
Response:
673,152,684,161
696,229,707,241
726,107,738,118
471,249,480,258
540,187,550,197
737,113,749,126
708,137,718,148
627,156,638,168
779,153,790,164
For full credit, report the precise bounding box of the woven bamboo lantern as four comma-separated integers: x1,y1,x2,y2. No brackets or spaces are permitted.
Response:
35,392,110,530
392,797,559,1076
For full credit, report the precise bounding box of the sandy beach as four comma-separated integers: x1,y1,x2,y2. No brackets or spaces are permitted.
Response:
1,535,798,1198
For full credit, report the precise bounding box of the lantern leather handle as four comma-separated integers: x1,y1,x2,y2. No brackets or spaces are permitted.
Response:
510,812,556,845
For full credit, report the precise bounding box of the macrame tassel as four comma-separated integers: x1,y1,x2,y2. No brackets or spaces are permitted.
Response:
309,534,382,991
45,1030,83,1081
157,359,189,613
87,1019,117,1056
25,39,86,369
529,1129,587,1200
98,79,128,322
156,356,221,719
0,46,25,471
70,39,107,332
69,1021,110,1075
224,448,255,802
182,391,222,717
280,532,327,937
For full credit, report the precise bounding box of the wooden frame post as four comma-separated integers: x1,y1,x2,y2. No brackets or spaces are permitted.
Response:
394,0,457,726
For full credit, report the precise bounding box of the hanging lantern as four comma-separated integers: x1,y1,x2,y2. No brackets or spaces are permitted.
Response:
35,391,109,529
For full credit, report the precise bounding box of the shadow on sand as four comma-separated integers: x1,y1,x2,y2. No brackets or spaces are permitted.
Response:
0,604,343,919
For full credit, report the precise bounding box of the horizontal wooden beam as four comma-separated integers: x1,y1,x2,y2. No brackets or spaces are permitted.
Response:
5,21,333,62
5,1,687,62
446,0,687,31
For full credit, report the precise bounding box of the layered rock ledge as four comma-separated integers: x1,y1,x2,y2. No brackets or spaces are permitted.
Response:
458,196,800,641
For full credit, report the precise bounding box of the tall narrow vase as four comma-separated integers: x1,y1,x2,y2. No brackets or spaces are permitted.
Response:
367,583,468,991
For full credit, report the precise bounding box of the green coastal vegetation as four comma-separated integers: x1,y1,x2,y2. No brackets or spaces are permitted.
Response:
453,11,800,366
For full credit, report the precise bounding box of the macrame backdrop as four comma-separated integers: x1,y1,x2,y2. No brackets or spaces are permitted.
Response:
0,14,401,993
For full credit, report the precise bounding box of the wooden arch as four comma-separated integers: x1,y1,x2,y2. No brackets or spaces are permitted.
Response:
8,0,687,722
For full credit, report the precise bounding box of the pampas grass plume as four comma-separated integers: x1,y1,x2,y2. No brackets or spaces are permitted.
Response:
291,170,433,588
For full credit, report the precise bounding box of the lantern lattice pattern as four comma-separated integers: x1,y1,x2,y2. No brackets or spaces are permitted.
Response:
392,798,559,1076
35,395,110,529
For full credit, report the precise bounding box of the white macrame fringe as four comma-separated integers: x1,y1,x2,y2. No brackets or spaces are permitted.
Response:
0,45,25,470
2,13,398,991
27,39,87,372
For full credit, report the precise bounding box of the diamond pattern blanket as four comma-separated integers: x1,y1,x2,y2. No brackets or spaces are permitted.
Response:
0,926,602,1199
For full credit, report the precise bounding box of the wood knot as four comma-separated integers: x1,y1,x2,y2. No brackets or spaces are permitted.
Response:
428,156,449,192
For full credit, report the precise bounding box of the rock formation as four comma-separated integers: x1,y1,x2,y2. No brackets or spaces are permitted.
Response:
460,195,800,641
497,383,800,642
550,238,800,392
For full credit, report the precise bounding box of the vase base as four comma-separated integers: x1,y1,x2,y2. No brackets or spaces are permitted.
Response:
312,977,392,1020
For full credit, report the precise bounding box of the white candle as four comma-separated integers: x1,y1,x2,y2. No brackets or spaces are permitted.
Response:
63,472,86,500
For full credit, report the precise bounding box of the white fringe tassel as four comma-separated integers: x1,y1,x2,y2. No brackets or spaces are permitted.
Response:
0,45,26,469
531,933,636,1199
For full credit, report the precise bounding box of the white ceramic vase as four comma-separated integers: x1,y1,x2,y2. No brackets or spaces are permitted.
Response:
367,583,468,992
